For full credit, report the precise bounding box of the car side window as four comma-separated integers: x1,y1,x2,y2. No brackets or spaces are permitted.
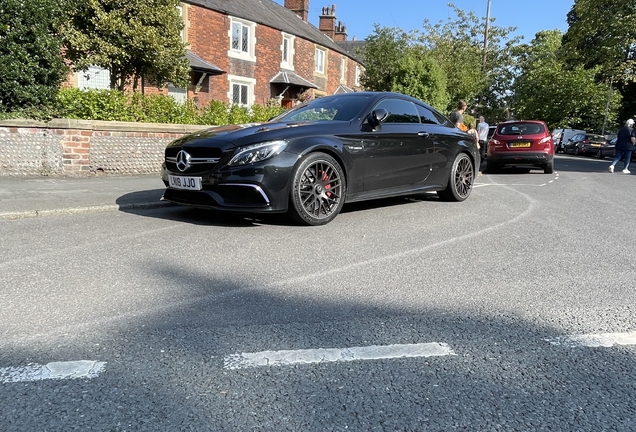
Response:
415,104,442,125
374,99,420,124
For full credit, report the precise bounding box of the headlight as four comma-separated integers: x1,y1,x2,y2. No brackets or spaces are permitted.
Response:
227,140,288,166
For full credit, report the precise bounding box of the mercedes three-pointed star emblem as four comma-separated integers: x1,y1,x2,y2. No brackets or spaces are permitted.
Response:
176,150,191,172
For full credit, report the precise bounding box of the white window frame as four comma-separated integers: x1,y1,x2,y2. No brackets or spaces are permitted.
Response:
280,33,295,70
168,84,187,103
78,66,111,90
176,4,185,42
227,75,256,108
315,47,326,74
340,57,346,82
355,65,361,87
228,17,256,62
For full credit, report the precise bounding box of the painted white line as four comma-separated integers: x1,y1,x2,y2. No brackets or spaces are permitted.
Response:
546,331,636,348
224,342,455,370
0,360,106,383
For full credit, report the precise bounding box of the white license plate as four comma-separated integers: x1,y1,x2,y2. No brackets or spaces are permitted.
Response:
168,175,202,190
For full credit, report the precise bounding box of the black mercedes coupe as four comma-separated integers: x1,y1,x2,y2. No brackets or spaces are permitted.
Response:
161,92,478,225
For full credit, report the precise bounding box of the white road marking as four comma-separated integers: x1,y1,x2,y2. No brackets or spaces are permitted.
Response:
546,331,636,348
0,360,106,383
223,342,455,370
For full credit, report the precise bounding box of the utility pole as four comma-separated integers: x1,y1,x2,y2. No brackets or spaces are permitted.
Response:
602,77,613,136
482,0,491,71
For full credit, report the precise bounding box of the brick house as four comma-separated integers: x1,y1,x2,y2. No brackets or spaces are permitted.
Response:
68,0,365,109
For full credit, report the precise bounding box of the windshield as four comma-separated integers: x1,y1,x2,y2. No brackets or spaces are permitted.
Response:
586,134,605,141
272,95,372,122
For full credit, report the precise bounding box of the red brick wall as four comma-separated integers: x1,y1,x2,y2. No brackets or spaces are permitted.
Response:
61,4,363,107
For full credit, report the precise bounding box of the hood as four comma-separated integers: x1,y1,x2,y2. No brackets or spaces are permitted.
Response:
167,120,351,150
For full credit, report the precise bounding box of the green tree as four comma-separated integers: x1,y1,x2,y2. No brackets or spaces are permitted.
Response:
419,4,521,116
0,0,68,112
390,51,449,111
359,27,449,111
62,0,190,91
359,25,413,92
561,0,636,81
513,30,621,131
561,0,635,127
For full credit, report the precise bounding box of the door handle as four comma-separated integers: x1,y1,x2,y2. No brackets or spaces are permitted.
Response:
417,131,430,137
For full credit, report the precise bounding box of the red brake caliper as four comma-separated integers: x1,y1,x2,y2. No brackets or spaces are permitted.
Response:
321,170,332,197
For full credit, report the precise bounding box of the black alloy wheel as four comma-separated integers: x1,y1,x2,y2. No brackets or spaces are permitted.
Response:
438,153,474,201
596,149,603,159
289,152,346,226
574,146,580,156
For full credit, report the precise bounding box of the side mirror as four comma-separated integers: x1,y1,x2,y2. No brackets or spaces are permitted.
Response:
366,108,389,127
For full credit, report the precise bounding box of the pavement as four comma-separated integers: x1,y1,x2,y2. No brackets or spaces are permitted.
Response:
0,174,172,220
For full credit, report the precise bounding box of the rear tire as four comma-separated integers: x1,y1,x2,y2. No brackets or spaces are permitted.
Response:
438,153,474,202
486,159,499,174
596,149,603,159
544,159,554,174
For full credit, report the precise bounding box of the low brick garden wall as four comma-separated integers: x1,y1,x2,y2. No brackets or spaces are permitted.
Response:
0,119,208,177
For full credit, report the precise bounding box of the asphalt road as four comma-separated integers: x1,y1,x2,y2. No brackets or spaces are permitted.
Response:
1,154,635,431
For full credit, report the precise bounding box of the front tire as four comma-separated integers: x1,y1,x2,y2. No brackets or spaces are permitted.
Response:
289,152,346,226
438,153,474,201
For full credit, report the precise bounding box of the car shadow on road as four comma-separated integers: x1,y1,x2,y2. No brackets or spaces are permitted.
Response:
117,190,443,227
551,154,621,173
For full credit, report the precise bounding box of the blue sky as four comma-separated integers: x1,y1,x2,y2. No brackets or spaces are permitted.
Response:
274,0,575,43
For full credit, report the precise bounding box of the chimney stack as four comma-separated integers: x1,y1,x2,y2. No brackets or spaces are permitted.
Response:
284,0,309,22
334,20,347,41
319,4,337,39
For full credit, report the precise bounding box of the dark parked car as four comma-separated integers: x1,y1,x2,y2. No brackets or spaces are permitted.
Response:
596,135,636,161
487,120,554,173
161,92,479,225
563,133,606,156
596,136,616,159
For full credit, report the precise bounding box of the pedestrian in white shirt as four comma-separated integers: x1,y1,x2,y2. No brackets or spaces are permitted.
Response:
477,116,489,160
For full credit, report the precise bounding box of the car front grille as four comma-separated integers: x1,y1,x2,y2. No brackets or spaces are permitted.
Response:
165,146,224,174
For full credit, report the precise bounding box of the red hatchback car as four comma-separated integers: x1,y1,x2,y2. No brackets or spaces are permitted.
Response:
487,120,554,174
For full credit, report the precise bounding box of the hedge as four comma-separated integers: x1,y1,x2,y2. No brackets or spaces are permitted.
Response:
55,88,287,125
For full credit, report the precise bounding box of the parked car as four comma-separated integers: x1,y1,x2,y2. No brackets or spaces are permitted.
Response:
596,136,617,159
597,136,636,161
161,92,479,225
487,120,554,173
553,128,586,153
563,133,607,156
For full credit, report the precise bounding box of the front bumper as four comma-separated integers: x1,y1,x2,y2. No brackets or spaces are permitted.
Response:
161,152,300,213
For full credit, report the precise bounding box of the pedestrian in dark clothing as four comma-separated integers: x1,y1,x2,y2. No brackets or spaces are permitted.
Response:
609,119,636,174
449,100,467,131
